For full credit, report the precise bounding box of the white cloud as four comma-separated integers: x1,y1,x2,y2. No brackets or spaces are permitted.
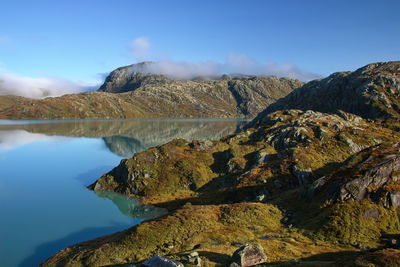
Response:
127,38,321,81
0,130,72,151
136,53,321,81
0,130,51,150
0,72,98,99
130,37,151,60
141,60,221,80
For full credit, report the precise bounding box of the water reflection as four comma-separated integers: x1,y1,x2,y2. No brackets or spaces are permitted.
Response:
0,119,247,156
0,119,248,267
95,191,167,220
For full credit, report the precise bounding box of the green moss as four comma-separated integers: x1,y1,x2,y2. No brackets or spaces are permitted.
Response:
317,200,400,245
41,203,288,266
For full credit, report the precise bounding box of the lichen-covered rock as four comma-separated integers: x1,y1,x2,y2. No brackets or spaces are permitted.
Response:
231,243,268,266
310,142,400,206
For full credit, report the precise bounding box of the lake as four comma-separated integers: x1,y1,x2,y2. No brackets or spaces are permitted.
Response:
0,119,248,267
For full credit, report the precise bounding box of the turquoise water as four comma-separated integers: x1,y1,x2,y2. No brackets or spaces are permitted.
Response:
0,119,247,267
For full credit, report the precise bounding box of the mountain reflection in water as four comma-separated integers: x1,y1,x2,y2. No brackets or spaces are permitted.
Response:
94,191,167,220
0,119,248,156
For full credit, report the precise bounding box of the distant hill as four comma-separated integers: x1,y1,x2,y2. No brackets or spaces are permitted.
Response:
0,62,302,119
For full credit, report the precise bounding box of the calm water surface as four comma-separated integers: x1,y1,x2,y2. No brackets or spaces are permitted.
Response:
0,119,247,267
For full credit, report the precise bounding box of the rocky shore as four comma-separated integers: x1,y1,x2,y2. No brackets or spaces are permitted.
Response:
42,62,400,266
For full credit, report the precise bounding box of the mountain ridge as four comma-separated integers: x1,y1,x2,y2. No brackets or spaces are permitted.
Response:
0,62,303,119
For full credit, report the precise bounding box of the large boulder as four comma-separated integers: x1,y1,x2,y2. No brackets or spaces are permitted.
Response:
231,244,268,267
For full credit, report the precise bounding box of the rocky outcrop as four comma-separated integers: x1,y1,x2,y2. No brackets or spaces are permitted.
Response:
309,142,400,207
250,61,400,128
98,62,166,94
0,62,302,119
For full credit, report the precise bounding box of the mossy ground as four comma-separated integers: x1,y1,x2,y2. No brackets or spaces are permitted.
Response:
41,203,348,267
45,110,400,266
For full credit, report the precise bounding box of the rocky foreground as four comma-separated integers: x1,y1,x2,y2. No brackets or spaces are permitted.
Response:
42,62,400,267
0,62,302,119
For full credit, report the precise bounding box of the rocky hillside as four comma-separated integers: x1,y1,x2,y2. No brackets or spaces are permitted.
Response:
0,62,302,119
41,62,400,267
43,110,400,267
250,61,400,128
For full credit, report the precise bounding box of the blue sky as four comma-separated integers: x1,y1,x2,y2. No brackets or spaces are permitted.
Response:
0,0,399,90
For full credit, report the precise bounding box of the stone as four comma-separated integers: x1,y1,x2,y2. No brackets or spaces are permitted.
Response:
142,255,184,267
231,243,268,267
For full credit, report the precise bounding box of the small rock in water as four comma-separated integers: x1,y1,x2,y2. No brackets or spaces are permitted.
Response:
231,243,268,267
142,255,184,267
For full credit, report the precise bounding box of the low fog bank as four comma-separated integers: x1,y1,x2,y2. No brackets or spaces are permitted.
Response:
129,55,321,81
0,72,98,99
